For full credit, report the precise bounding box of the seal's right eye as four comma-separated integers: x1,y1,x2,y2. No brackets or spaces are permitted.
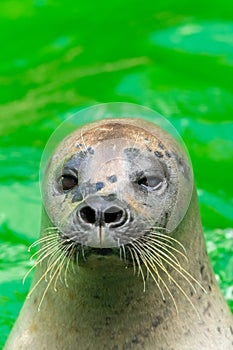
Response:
61,175,78,191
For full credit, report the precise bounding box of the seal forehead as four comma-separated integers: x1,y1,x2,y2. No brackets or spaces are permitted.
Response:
53,121,171,162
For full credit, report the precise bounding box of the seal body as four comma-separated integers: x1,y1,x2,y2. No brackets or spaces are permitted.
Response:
4,118,233,350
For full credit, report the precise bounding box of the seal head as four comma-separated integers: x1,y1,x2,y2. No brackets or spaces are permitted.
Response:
43,118,193,249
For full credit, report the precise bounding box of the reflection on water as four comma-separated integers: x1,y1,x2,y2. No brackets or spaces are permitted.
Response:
150,21,233,63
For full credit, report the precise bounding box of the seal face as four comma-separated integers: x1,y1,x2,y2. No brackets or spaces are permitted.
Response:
43,119,193,249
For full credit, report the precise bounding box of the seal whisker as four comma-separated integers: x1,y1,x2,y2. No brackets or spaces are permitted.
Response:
131,132,140,150
142,239,182,266
74,130,87,154
130,247,146,292
75,250,80,267
26,256,59,301
53,244,73,291
29,236,67,283
131,240,180,313
28,236,57,252
30,239,60,261
44,226,59,231
38,242,62,264
132,239,202,317
121,244,126,262
142,250,179,313
130,241,167,301
80,128,89,153
53,255,66,291
139,226,169,234
47,245,67,279
81,245,86,261
143,238,206,293
64,245,77,287
28,232,59,251
149,231,187,254
132,245,150,282
43,227,60,234
119,245,122,260
23,242,61,284
134,243,177,303
64,257,71,288
37,251,68,311
127,246,136,275
60,233,79,243
134,242,163,290
152,226,169,232
145,236,188,262
141,241,195,292
158,250,206,294
36,247,62,283
27,244,69,310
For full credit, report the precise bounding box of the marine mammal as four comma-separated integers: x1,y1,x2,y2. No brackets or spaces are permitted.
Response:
4,112,233,350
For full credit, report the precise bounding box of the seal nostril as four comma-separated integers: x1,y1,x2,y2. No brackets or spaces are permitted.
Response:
79,206,96,224
104,209,123,224
103,206,127,227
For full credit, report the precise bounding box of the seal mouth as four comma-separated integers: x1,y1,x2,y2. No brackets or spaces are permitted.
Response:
84,247,118,257
58,233,121,258
59,234,130,261
74,245,132,263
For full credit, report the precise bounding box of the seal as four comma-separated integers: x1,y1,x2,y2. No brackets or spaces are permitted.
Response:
4,116,233,350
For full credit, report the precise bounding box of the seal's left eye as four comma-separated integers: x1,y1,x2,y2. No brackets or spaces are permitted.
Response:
138,176,163,191
61,175,78,191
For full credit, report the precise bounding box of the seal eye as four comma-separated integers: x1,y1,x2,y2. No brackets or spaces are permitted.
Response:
138,176,163,191
61,175,78,191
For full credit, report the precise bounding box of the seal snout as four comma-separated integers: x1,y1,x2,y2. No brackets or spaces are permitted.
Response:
74,196,132,248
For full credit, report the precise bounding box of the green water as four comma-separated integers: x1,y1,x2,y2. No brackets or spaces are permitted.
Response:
1,0,233,347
